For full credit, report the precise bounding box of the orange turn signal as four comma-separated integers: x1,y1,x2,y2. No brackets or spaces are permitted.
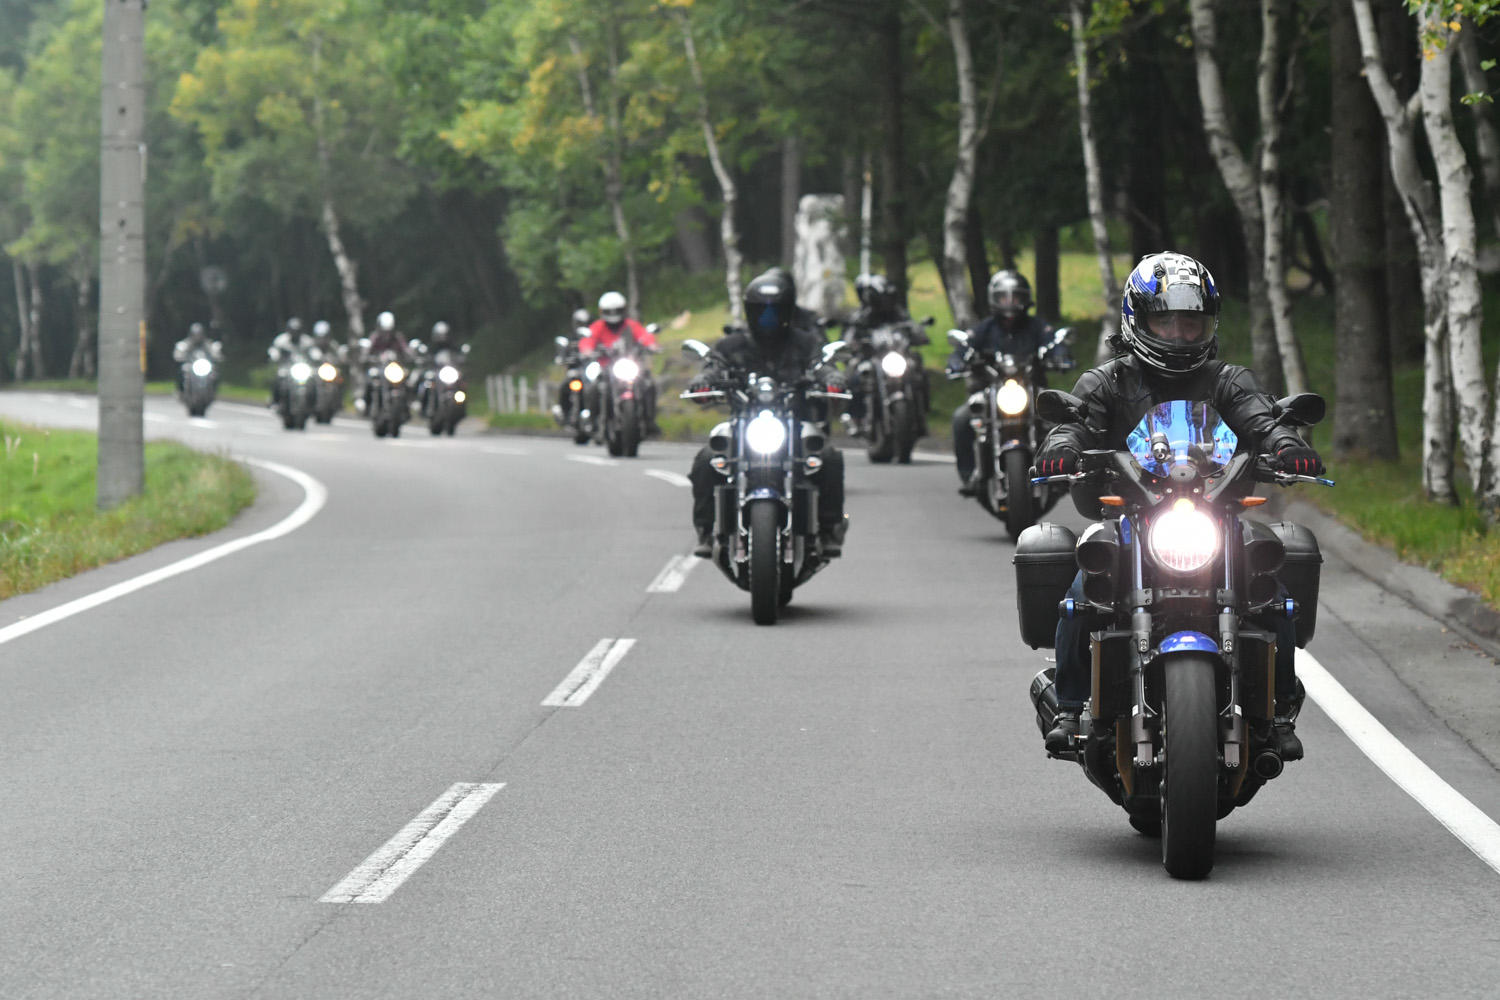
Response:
568,379,583,391
1241,496,1269,508
1099,496,1125,507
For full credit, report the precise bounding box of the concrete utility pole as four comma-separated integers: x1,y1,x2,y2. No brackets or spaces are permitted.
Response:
97,0,147,509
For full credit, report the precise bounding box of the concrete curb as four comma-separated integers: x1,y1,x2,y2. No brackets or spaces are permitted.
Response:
1284,497,1500,664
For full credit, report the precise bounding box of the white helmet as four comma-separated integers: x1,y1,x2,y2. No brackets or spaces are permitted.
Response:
597,291,627,326
377,311,395,331
313,320,331,337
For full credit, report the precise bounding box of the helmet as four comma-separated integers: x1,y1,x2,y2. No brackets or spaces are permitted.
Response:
571,308,591,328
854,273,875,306
188,322,206,339
1119,251,1220,376
313,320,331,337
865,274,899,314
431,321,451,345
986,270,1031,319
287,317,304,333
377,311,395,332
743,268,797,350
598,291,627,326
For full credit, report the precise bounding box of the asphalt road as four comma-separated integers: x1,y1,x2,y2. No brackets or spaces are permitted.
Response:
1,390,1499,999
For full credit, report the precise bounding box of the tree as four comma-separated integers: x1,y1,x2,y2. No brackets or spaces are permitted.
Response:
1070,0,1120,362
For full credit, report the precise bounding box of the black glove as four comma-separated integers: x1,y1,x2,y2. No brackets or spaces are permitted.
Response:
687,376,713,394
822,372,848,393
1274,446,1325,476
1034,447,1079,477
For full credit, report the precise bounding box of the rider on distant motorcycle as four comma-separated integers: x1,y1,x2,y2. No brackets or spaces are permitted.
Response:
947,270,1058,494
173,322,222,395
417,321,464,417
686,268,849,558
267,317,305,408
363,311,414,413
580,291,661,436
841,273,929,433
1036,251,1324,761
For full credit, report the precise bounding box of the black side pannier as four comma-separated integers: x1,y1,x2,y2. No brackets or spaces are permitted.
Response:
1013,523,1079,649
1268,521,1322,647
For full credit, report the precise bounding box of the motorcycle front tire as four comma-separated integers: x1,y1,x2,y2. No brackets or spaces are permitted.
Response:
1003,449,1036,539
1160,655,1220,879
747,499,782,626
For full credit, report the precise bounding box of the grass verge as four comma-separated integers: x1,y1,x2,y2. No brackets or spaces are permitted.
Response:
0,420,256,600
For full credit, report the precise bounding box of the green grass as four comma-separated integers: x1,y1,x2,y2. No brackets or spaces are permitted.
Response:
0,420,256,600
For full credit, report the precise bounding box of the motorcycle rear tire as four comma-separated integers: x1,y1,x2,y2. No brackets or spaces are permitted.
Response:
1003,449,1036,539
1160,655,1219,879
748,500,781,626
618,401,640,458
867,408,895,464
890,399,916,465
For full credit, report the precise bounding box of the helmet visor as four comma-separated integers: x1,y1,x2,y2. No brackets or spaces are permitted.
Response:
752,303,787,336
1146,311,1210,344
601,308,626,325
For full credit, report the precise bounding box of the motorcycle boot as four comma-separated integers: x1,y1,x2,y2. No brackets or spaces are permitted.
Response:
1273,677,1306,762
1044,711,1080,757
692,527,713,559
817,517,848,558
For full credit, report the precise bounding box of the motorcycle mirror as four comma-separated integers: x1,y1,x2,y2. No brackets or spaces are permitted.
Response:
554,336,568,348
946,329,970,350
645,323,660,335
1053,326,1073,343
358,338,371,350
682,339,711,359
1272,393,1326,427
821,340,850,364
461,343,471,355
1036,389,1086,426
575,326,592,338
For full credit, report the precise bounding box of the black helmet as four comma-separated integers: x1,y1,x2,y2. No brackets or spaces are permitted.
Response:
743,269,797,350
986,270,1031,319
1119,251,1220,376
865,274,899,314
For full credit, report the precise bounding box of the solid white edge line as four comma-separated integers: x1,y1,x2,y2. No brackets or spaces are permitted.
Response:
320,783,504,904
644,469,692,488
647,554,702,593
543,638,637,707
1299,650,1500,876
0,458,328,648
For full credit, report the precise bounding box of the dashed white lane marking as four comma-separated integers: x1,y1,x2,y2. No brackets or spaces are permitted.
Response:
0,459,327,648
647,554,702,593
543,638,637,707
911,450,956,463
1300,650,1500,876
567,454,618,468
644,469,691,488
320,783,504,904
187,417,218,428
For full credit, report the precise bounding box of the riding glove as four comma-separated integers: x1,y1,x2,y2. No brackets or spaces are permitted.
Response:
1034,447,1079,477
1274,446,1325,476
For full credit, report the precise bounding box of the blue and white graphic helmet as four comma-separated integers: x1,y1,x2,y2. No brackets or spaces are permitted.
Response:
1119,251,1220,375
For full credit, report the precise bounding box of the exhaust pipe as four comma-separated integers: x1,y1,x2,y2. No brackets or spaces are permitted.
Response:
1252,749,1284,780
1030,668,1059,737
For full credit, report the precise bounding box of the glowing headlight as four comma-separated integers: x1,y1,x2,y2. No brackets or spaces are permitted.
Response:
438,365,460,385
997,379,1029,416
585,361,602,381
880,352,908,378
745,410,788,455
190,358,213,377
1149,499,1219,574
383,361,406,383
454,390,466,404
318,362,338,382
289,361,313,383
568,378,583,391
612,357,640,382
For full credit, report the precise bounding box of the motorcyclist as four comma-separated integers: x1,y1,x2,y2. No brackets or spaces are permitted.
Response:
686,268,849,558
268,317,305,408
173,322,222,394
947,270,1058,494
417,321,463,416
363,310,414,413
1036,250,1324,762
580,291,661,436
841,273,929,433
309,319,341,360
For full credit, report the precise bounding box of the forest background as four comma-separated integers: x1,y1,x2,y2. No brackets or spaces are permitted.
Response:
4,1,1500,535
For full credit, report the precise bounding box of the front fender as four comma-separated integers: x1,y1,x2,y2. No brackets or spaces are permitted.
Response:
744,488,788,506
1157,631,1220,657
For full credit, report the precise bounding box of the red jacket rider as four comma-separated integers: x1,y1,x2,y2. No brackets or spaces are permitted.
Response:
580,317,656,356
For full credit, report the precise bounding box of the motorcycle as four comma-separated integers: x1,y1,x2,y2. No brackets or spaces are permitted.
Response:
177,347,221,417
367,348,412,439
426,344,470,437
552,327,592,445
270,346,316,431
591,324,659,458
848,318,934,464
1018,390,1332,879
680,338,852,626
309,345,345,424
946,325,1074,539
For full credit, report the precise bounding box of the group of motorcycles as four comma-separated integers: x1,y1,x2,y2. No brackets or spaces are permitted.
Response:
353,341,471,440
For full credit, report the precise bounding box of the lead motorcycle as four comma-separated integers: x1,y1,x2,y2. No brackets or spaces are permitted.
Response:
1017,390,1332,879
177,345,222,417
946,325,1074,539
270,346,316,431
309,344,345,424
681,338,852,626
848,317,934,464
367,348,412,439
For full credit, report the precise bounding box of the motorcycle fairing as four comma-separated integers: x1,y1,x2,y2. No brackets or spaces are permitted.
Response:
1126,400,1238,477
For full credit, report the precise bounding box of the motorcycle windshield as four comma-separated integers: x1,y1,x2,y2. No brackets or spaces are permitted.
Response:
1126,399,1238,477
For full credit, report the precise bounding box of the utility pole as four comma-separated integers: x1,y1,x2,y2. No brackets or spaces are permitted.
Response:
97,0,147,509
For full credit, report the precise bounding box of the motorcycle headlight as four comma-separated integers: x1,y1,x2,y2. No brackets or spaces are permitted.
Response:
880,352,908,378
745,410,788,455
1149,499,1219,574
190,358,213,377
318,362,338,382
454,390,466,404
997,378,1029,416
290,361,313,383
438,365,460,385
568,378,583,392
384,361,406,383
585,361,602,381
612,357,640,382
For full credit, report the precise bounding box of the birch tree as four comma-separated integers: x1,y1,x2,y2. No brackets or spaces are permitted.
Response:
1069,0,1119,364
936,0,984,328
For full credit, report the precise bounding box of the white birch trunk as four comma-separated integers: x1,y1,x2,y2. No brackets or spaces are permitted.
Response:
1069,0,1119,364
1456,23,1500,246
12,258,33,380
675,11,743,322
312,40,365,341
939,0,979,329
1351,0,1453,502
68,257,94,379
1189,0,1282,393
1417,14,1490,504
25,260,45,380
860,150,874,278
1256,0,1308,395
